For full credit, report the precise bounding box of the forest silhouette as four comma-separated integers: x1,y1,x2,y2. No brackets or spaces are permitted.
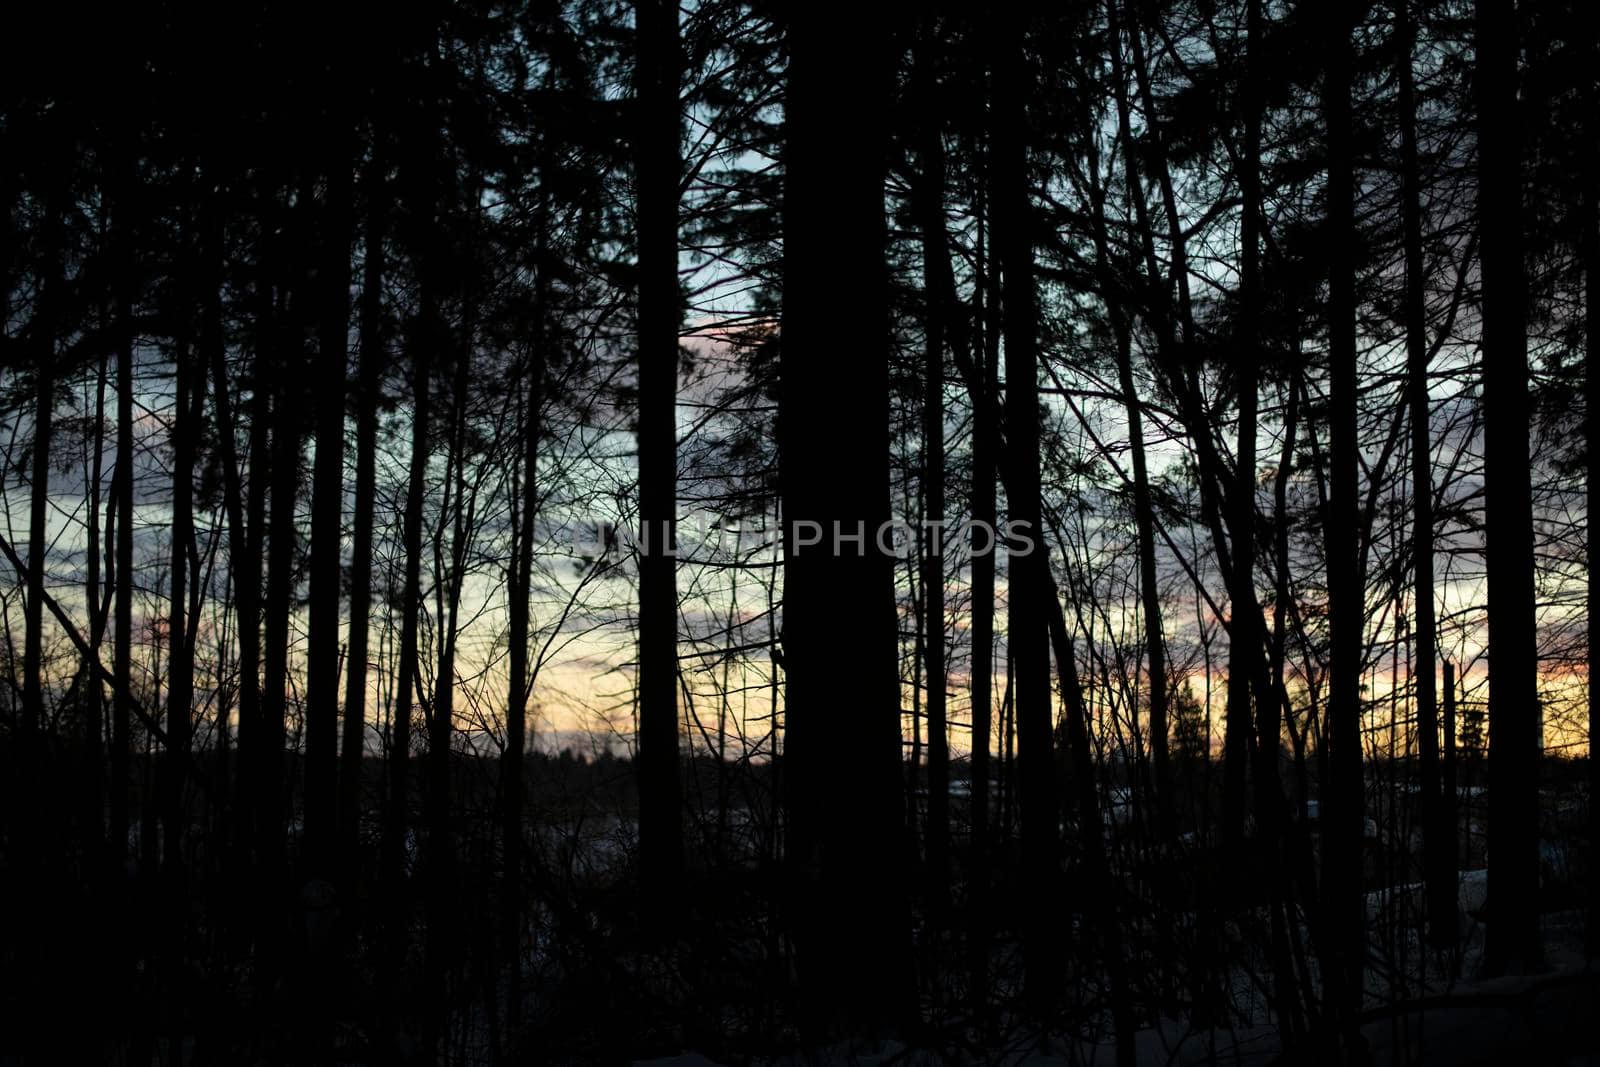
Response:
1,0,1598,1063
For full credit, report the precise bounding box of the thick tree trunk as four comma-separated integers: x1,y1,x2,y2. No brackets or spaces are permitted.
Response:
385,121,443,1012
383,322,430,944
634,0,684,925
15,189,58,1067
84,345,108,857
1223,0,1263,849
1476,0,1543,978
424,340,468,1058
113,206,135,864
305,115,352,882
241,351,269,866
1586,39,1600,960
210,231,264,884
295,104,352,1066
912,24,950,898
780,0,907,1035
1443,657,1459,959
1398,0,1453,954
341,139,386,870
164,295,203,1067
165,336,195,879
1323,1,1367,1030
967,177,999,1021
259,283,296,897
254,235,297,1014
991,4,1061,1015
502,347,541,1036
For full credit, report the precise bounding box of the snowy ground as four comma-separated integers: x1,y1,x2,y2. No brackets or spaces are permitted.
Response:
630,905,1599,1066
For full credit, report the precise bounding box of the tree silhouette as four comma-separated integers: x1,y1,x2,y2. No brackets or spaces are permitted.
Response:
1,0,1594,1061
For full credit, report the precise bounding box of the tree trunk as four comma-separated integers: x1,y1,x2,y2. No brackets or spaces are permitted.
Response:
1476,0,1543,978
1585,31,1600,959
383,312,430,948
1323,0,1367,1028
84,344,108,859
634,0,684,926
341,135,386,872
1398,0,1453,954
1443,657,1459,960
253,200,298,1014
210,217,264,885
165,335,195,879
112,172,136,864
502,344,541,1037
15,180,58,1067
1223,0,1263,850
164,280,203,1067
424,334,467,1059
259,238,296,904
385,120,442,1012
23,314,53,739
966,169,999,1021
992,3,1060,1015
780,0,907,1034
305,114,353,882
912,22,950,899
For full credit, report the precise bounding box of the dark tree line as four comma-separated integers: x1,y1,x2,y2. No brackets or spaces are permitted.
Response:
2,0,1597,1062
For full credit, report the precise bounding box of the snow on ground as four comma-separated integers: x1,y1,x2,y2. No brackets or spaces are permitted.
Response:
629,907,1599,1066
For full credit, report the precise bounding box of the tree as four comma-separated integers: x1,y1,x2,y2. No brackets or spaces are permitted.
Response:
1322,0,1366,1030
382,118,437,986
111,140,136,868
1477,0,1544,978
501,334,541,1035
304,69,353,885
1398,0,1453,952
1103,0,1173,839
966,101,1000,1015
340,107,387,873
1586,6,1600,961
992,2,1062,1014
779,0,907,1033
634,0,684,923
256,169,298,974
1222,0,1264,850
3,0,1593,1056
912,18,952,901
